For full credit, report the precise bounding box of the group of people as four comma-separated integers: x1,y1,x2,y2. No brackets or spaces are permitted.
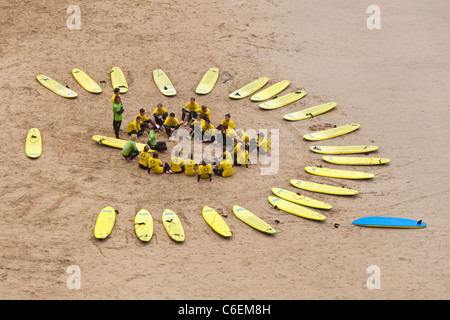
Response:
112,88,270,183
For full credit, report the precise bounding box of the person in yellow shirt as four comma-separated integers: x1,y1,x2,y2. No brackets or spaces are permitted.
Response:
195,160,213,183
213,154,233,177
236,129,250,148
139,145,152,170
111,87,120,106
233,141,249,170
153,103,168,126
199,105,211,121
147,152,172,174
216,113,235,130
202,119,216,143
181,97,200,126
189,113,205,140
249,132,270,154
137,108,156,131
171,150,184,173
184,153,196,176
127,116,144,137
163,113,181,141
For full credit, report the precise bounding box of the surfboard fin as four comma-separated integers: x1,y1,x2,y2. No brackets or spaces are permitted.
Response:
417,220,422,225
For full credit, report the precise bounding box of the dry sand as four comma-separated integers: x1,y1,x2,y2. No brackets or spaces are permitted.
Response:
1,0,449,300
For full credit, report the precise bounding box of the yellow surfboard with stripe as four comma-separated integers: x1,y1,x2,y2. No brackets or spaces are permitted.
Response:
111,67,128,93
94,206,116,239
322,156,390,165
232,205,276,234
162,209,185,242
37,75,78,98
134,209,153,242
290,179,358,195
202,206,232,237
259,90,307,110
72,68,102,93
196,68,219,94
303,123,360,141
271,188,332,209
229,77,269,99
309,145,379,154
268,196,326,221
305,166,374,179
283,102,337,121
250,80,290,101
153,69,176,96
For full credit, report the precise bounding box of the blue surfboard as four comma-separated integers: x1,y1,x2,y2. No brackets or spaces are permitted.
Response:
352,217,426,228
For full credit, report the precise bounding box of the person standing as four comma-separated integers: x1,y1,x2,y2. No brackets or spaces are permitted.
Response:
112,94,124,139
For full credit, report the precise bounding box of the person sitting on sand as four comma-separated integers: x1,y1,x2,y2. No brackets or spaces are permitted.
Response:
216,113,235,130
127,116,145,137
233,141,249,170
201,119,215,143
112,94,124,139
236,129,250,149
195,160,213,184
213,153,233,177
181,97,200,126
163,112,181,141
184,153,196,176
139,145,152,170
153,103,168,126
249,131,270,154
171,150,184,173
199,105,211,121
137,108,155,131
189,113,205,140
147,151,172,174
147,125,167,151
122,134,139,162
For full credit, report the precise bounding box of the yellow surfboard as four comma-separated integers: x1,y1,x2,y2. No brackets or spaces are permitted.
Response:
310,145,379,154
305,166,374,179
290,179,358,195
72,68,102,93
134,209,153,242
322,156,391,165
303,123,360,141
37,75,78,98
162,209,185,242
259,90,307,110
283,102,337,121
229,77,269,99
196,68,219,94
111,67,128,93
92,135,153,153
153,69,176,96
271,188,332,209
232,205,276,234
94,206,116,239
25,128,42,159
290,179,358,196
250,80,290,101
268,196,326,221
202,206,232,237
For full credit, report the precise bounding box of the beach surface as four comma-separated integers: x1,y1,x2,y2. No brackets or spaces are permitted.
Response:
1,0,449,299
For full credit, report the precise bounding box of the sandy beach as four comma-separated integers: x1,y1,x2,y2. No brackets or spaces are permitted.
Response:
1,0,449,300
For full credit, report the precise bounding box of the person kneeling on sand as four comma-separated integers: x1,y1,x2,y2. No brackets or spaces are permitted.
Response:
127,116,145,137
147,125,167,151
122,134,139,162
147,152,173,174
195,160,213,184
